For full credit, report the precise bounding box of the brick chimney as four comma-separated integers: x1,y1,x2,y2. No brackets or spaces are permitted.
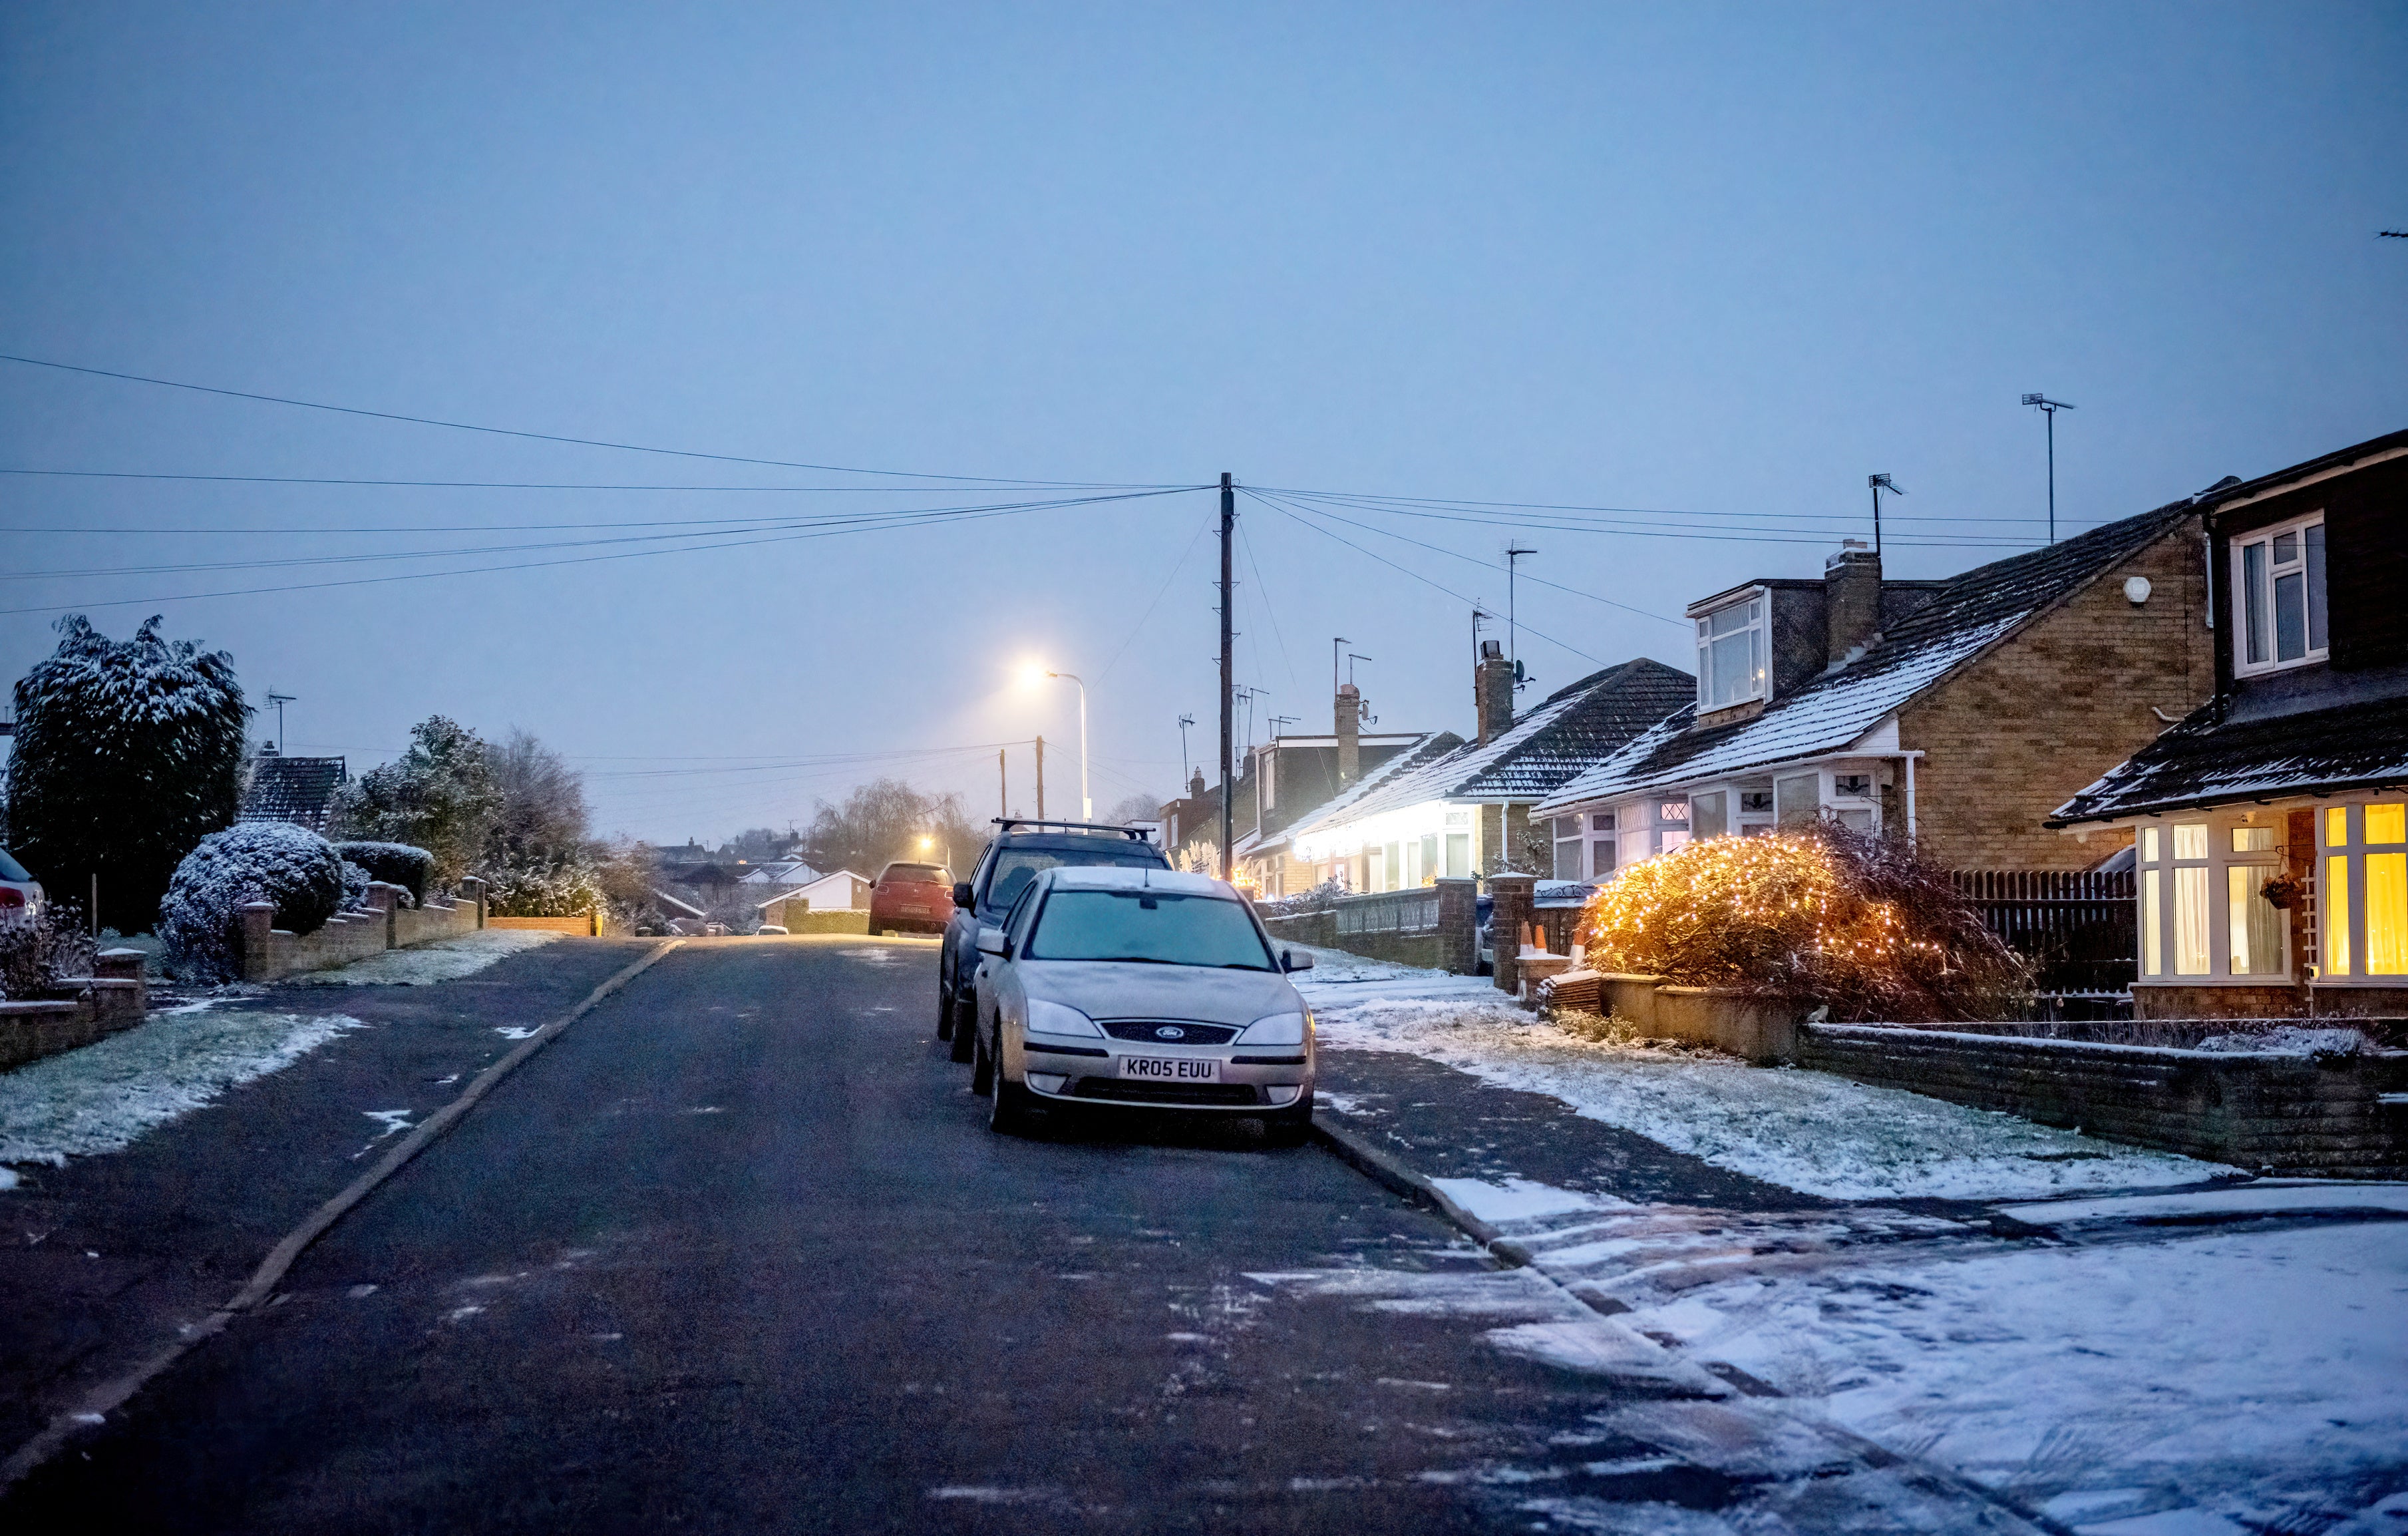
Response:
1335,683,1362,786
1475,640,1515,747
1188,769,1206,801
1824,542,1882,670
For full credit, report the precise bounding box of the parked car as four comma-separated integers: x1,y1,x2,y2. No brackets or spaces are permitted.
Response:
967,864,1316,1141
0,847,45,930
938,820,1170,1061
868,861,954,936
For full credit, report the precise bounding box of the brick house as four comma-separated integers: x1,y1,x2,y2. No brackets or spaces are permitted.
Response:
2049,428,2408,1018
1278,650,1695,889
1535,496,2219,872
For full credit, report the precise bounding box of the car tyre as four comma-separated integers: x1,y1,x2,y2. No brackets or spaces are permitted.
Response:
969,1021,994,1097
936,973,953,1040
949,995,977,1063
989,1071,1035,1136
1262,1092,1314,1147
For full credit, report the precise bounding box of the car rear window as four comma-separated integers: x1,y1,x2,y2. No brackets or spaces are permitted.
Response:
983,849,1163,914
0,847,29,883
882,863,947,884
1023,890,1274,971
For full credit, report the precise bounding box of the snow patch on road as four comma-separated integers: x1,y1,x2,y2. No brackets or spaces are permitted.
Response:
1293,948,2232,1202
0,1010,363,1171
2000,1181,2408,1227
290,928,562,986
1432,1176,1630,1225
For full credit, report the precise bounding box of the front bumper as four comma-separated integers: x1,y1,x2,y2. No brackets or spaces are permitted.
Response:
1012,1034,1313,1112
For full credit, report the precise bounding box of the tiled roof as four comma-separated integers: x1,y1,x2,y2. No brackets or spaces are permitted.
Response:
1536,498,2201,811
1277,731,1467,842
2050,696,2408,824
238,755,347,831
1286,659,1692,838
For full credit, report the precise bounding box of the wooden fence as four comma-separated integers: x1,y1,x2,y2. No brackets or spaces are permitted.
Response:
1951,869,2135,994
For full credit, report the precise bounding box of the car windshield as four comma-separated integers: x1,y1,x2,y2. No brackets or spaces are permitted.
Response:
984,849,1162,914
882,863,947,884
1023,889,1275,970
0,847,29,883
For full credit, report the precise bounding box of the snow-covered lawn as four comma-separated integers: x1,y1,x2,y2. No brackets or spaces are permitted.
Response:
289,927,562,986
1292,946,2235,1201
0,1006,362,1180
1616,1220,2408,1533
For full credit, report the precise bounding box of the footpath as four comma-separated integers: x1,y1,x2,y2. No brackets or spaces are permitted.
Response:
1293,948,2408,1536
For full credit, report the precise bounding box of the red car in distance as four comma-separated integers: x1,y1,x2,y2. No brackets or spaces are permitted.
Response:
869,861,955,935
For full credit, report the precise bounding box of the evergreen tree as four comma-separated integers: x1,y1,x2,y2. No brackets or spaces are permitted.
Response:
325,715,500,886
5,615,249,933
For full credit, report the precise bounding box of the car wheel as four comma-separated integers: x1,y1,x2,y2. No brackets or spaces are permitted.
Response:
989,1065,1034,1135
969,1022,994,1097
1262,1092,1315,1147
936,972,954,1040
949,995,977,1063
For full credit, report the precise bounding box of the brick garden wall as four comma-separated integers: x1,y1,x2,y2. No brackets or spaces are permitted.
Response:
1798,1022,2408,1176
1900,522,2214,870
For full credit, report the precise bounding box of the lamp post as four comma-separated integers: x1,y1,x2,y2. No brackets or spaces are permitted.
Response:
1024,666,1091,821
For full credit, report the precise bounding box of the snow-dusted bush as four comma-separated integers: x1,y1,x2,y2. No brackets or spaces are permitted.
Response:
1257,876,1347,916
482,858,605,920
158,823,347,983
338,859,372,912
1581,823,2027,1022
6,615,249,933
333,841,432,906
325,717,497,886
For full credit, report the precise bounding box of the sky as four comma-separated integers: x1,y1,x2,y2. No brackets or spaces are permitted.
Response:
3,2,2403,844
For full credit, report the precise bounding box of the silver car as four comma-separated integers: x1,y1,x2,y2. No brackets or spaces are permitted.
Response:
969,866,1316,1141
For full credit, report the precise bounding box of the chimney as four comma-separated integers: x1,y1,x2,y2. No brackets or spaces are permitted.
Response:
1474,640,1515,747
1335,683,1362,786
1188,769,1207,801
1824,542,1882,670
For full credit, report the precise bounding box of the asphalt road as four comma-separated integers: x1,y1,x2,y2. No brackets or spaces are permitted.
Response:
3,936,1744,1534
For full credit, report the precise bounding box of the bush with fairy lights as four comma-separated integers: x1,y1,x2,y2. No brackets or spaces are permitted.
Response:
1579,823,2028,1022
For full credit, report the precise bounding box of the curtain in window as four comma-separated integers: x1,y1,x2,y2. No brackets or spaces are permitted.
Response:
2226,866,2284,976
2325,855,2351,976
2142,868,2162,976
2370,853,2407,976
2174,866,2210,976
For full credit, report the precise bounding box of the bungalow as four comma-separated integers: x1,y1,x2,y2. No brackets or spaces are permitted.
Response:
239,746,349,833
1279,648,1695,890
2049,428,2408,1018
1536,492,2221,874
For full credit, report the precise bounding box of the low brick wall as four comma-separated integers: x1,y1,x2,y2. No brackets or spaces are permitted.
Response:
1,951,151,1072
1799,1023,2408,1176
776,910,871,936
1260,912,1337,950
486,914,600,936
2136,983,2408,1020
240,882,489,982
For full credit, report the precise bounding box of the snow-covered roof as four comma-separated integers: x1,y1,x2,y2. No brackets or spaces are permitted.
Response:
239,755,349,831
1284,658,1692,839
653,887,708,918
1536,498,2201,813
737,859,821,886
1276,732,1467,843
2050,695,2408,825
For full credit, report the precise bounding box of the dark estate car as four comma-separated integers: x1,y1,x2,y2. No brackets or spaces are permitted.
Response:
869,861,955,936
937,820,1170,1061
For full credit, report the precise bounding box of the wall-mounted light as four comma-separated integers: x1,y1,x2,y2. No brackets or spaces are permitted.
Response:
2123,576,2152,606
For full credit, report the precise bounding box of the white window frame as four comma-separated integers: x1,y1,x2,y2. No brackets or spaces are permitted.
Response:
2133,811,2290,984
2230,510,2328,677
1693,592,1769,712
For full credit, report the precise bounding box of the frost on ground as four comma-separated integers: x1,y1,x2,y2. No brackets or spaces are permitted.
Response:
1614,1222,2408,1534
290,928,562,986
1291,946,2232,1201
0,1008,361,1171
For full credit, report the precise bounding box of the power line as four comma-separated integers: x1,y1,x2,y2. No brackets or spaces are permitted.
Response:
0,467,1140,494
1261,482,2059,530
1274,486,2047,549
1095,507,1216,686
1236,514,1299,689
0,352,1181,489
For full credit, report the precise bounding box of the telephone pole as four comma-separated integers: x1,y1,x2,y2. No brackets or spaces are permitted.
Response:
1035,735,1046,820
1218,472,1235,882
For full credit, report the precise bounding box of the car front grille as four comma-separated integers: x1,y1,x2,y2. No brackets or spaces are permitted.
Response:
1098,1020,1240,1046
1072,1079,1260,1107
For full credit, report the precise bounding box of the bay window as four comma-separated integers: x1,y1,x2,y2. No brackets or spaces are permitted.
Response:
2231,514,2327,675
2136,816,2284,982
2322,801,2408,978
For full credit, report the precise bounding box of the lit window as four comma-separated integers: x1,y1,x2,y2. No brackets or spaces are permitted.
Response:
2231,514,2327,675
2172,825,2210,976
2142,868,2162,975
1695,597,1768,711
2325,855,2351,976
2372,853,2407,976
2174,824,2208,860
2140,827,2160,864
2327,807,2349,847
2226,866,2284,976
2231,827,2274,853
2370,804,2405,845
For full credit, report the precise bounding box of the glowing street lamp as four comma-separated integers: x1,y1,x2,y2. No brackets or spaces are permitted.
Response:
1023,664,1091,821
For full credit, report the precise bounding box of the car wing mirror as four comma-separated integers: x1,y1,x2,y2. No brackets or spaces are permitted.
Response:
1282,948,1313,972
953,882,973,907
975,930,1008,958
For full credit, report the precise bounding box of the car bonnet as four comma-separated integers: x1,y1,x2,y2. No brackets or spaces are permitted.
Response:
1017,961,1301,1030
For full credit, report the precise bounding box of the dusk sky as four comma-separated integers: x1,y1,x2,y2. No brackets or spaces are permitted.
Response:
4,3,2402,843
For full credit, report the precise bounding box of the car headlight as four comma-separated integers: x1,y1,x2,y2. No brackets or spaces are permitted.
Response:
1240,1010,1310,1046
1024,998,1103,1038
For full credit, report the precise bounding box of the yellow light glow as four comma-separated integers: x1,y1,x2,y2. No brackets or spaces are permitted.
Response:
1019,663,1049,689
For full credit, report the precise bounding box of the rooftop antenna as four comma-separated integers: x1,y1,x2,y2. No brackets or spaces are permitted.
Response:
1347,652,1371,686
1504,547,1536,683
1268,713,1299,738
1176,713,1196,785
2021,395,2075,544
1331,637,1350,697
1866,476,1903,558
264,690,296,753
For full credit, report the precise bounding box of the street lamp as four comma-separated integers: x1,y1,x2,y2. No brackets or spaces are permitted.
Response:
1024,666,1092,821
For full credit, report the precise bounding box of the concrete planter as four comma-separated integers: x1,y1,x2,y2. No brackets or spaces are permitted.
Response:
1652,986,1806,1064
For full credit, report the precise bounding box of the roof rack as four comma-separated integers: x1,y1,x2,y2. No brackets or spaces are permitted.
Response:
989,818,1156,841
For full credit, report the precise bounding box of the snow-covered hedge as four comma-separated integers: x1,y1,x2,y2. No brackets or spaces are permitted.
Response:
159,823,348,983
333,841,434,907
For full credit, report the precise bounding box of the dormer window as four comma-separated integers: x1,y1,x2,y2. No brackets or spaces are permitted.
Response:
1695,596,1767,711
2231,512,2327,676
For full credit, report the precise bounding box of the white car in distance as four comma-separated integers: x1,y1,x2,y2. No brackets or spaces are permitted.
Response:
0,847,45,931
970,866,1315,1141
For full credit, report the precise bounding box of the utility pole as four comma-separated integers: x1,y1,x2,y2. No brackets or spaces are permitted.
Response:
1868,475,1903,557
997,748,1007,820
1035,735,1046,820
2021,395,2074,544
1218,471,1235,882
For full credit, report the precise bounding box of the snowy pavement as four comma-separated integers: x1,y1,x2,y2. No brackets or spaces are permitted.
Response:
287,926,563,986
1290,946,2408,1533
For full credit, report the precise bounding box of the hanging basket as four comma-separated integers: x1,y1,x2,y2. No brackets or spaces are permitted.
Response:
2261,870,2305,911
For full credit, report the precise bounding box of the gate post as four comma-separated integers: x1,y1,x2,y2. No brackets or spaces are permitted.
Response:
1435,878,1478,974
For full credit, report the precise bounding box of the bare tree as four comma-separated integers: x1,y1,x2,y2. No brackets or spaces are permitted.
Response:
802,778,980,878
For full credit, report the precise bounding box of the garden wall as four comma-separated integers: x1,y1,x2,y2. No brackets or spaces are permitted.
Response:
239,882,484,982
1798,1023,2408,1176
0,949,149,1072
487,914,602,936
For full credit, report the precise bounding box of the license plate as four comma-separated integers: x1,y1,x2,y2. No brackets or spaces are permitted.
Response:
898,904,930,915
1117,1055,1220,1083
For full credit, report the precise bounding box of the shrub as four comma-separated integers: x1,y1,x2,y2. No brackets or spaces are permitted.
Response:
1580,823,2027,1022
333,841,434,906
158,823,347,983
483,858,605,919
